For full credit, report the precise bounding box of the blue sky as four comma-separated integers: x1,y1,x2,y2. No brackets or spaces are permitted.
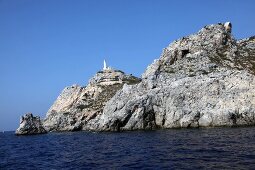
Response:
0,0,254,131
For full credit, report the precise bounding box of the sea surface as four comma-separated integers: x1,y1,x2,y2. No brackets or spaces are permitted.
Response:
1,127,255,169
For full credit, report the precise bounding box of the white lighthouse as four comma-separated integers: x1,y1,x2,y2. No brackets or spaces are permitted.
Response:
103,60,107,70
103,59,111,71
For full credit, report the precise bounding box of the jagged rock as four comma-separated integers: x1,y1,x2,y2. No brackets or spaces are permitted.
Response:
91,22,255,131
15,113,47,135
16,22,255,134
43,69,141,132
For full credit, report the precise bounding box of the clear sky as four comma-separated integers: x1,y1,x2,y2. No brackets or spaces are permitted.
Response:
0,0,254,131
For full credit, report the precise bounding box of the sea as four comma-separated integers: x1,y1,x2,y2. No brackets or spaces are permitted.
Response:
1,127,255,169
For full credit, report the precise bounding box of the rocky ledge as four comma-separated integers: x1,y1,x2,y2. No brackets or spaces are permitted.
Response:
16,22,255,135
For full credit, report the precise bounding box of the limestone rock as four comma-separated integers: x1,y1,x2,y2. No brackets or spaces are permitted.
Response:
16,22,255,134
91,22,255,131
15,113,47,135
43,69,141,132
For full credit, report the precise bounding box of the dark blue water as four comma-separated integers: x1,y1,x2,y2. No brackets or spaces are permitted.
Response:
1,127,255,169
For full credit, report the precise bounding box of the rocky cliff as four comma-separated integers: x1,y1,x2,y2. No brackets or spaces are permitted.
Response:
16,22,255,135
92,23,255,131
42,69,141,132
16,69,141,135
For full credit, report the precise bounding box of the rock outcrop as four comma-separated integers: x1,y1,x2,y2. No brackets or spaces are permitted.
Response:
16,113,47,135
90,23,255,131
43,69,141,132
16,22,255,134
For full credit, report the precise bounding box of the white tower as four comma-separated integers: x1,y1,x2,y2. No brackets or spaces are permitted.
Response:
103,59,107,70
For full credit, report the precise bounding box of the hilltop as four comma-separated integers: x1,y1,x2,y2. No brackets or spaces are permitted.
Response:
16,22,255,135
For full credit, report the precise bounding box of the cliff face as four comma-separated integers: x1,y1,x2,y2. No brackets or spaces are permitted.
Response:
43,69,141,132
90,23,255,131
16,22,255,135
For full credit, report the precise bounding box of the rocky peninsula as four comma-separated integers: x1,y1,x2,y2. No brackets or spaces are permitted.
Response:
16,22,255,135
